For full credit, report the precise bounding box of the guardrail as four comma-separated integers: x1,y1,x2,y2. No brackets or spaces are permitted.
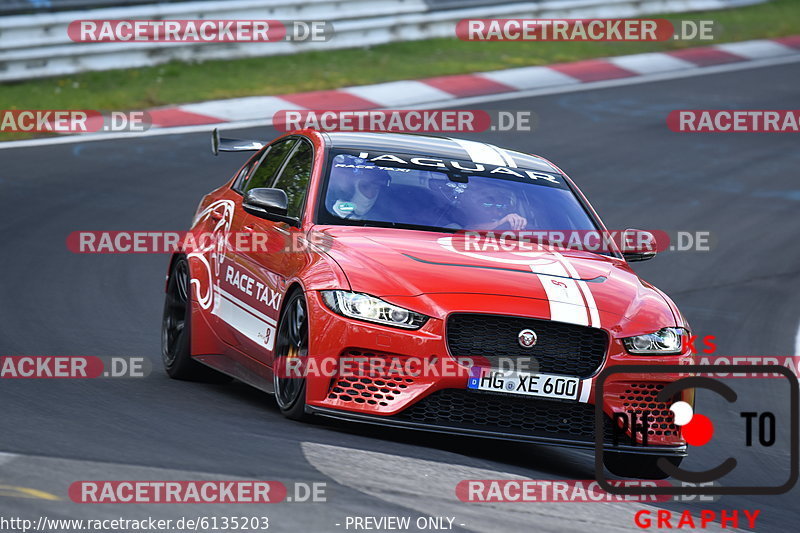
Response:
0,1,199,16
0,0,766,82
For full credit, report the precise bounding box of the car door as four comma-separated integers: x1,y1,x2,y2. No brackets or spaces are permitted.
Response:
187,149,262,350
211,137,298,356
232,138,315,366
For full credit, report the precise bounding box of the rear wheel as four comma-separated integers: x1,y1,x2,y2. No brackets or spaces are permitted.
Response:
161,256,230,383
273,289,313,421
603,451,683,479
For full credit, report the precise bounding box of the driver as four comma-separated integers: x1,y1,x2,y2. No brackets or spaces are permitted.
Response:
458,179,528,230
331,167,391,220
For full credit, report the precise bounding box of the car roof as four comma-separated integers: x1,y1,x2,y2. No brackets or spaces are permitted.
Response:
321,131,558,173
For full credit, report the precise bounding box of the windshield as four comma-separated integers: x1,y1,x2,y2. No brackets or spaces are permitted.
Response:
318,150,599,233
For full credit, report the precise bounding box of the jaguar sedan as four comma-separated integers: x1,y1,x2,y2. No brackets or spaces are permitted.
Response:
162,129,693,478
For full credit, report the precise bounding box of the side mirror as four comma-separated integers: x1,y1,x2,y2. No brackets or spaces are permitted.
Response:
621,228,657,262
242,188,300,227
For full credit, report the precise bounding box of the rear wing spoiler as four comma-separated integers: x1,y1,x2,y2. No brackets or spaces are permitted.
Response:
211,128,264,156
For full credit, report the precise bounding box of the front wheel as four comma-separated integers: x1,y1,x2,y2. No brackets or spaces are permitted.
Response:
603,451,683,479
273,289,313,421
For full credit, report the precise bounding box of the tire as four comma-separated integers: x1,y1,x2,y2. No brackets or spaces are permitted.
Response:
603,451,683,479
161,256,231,383
273,289,313,421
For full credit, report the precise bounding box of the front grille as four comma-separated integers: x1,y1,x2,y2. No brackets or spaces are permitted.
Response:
395,389,613,442
325,349,418,407
328,375,414,406
447,313,608,377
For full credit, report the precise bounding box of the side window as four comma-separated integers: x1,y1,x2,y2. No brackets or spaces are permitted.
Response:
232,160,254,191
272,140,313,218
241,139,297,193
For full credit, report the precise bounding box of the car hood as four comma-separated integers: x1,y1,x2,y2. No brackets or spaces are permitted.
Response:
317,226,677,325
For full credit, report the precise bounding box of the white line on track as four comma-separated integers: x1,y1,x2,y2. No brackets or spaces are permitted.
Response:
1,54,800,151
301,442,746,533
795,319,800,357
0,452,18,466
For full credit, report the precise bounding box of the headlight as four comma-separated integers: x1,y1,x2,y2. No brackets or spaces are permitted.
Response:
321,291,428,330
622,328,685,354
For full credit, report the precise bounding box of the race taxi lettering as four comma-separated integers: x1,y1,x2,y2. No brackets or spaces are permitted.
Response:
224,266,282,311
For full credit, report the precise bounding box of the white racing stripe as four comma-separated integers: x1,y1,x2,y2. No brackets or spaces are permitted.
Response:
488,143,517,167
578,379,592,403
527,256,599,328
537,271,591,327
212,286,277,350
552,251,601,329
437,236,599,328
535,252,601,403
215,287,277,326
577,280,601,328
449,138,506,166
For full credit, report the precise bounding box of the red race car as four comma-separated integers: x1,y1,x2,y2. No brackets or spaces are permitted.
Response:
162,129,693,478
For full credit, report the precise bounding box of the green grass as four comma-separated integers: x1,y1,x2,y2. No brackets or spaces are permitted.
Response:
1,0,798,140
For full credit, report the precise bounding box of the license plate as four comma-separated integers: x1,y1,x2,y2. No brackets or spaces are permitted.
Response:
467,367,580,400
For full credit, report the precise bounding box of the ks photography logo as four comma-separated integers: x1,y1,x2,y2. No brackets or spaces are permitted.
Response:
594,364,798,495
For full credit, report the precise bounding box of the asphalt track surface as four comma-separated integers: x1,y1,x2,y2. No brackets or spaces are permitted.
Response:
1,62,799,532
